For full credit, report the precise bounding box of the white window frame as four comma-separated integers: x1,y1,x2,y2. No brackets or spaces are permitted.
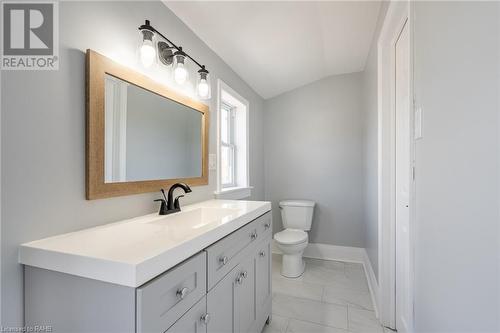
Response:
220,101,237,188
215,79,252,199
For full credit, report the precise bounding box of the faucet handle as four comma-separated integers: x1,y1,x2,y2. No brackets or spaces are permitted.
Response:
154,199,168,215
174,195,185,210
160,189,168,201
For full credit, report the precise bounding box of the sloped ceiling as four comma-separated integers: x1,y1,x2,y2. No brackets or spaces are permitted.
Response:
166,1,381,99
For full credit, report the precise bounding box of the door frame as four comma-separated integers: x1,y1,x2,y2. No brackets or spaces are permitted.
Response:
377,0,415,330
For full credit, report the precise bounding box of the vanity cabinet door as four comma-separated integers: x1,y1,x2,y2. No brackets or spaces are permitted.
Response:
255,240,272,329
165,296,208,333
256,241,271,309
207,265,239,333
235,255,257,333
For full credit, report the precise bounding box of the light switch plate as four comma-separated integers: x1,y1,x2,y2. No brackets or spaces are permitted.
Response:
209,154,217,170
414,107,423,140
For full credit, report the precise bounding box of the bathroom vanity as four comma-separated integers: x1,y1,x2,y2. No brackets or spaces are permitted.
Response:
20,200,272,333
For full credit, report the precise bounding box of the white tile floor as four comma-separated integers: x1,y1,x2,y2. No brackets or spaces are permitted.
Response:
263,254,387,333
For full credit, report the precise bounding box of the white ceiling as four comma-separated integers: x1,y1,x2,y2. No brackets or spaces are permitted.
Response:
166,1,381,99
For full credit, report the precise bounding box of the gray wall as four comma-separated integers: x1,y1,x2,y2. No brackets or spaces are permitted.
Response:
361,1,389,282
413,2,499,331
1,1,265,327
264,73,365,247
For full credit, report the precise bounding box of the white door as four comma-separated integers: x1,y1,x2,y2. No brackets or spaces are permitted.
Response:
395,19,411,333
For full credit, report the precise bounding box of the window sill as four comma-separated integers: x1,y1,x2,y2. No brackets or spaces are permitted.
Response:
214,186,253,200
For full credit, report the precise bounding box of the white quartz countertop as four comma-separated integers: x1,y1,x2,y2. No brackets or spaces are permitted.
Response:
19,199,271,287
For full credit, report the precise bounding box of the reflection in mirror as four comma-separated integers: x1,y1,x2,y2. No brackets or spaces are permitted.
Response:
104,74,202,183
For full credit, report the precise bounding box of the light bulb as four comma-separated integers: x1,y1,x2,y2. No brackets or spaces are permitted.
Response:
140,40,156,68
197,66,211,99
197,78,209,98
174,63,188,84
138,21,156,68
196,65,210,99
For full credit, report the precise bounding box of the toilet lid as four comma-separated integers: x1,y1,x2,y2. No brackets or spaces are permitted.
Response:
274,229,308,245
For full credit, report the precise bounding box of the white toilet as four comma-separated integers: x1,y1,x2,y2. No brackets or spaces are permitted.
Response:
274,200,315,278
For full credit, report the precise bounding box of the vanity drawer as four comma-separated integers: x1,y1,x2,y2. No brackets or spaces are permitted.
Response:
136,252,206,333
206,212,271,290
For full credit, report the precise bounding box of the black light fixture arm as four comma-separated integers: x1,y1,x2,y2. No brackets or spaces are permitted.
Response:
139,19,206,71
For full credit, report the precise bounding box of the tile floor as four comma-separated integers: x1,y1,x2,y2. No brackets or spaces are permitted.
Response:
263,254,387,333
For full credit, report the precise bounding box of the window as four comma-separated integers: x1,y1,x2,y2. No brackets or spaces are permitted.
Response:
220,102,236,188
216,80,251,199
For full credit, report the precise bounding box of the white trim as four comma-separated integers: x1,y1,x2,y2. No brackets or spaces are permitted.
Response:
272,241,364,263
0,56,2,325
377,0,414,330
303,243,365,263
216,80,251,196
272,242,379,318
363,249,381,319
214,186,253,200
220,102,237,188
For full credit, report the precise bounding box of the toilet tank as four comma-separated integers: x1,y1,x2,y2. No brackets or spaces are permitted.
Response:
279,200,315,231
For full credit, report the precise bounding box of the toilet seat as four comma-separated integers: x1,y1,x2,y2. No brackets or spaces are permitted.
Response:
274,229,308,245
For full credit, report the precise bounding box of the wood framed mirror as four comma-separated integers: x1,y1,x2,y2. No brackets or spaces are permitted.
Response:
86,49,209,200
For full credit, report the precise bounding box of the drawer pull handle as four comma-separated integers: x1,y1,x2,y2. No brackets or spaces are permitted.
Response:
264,223,270,229
259,251,266,257
250,232,258,240
200,313,210,325
219,256,228,266
176,287,189,299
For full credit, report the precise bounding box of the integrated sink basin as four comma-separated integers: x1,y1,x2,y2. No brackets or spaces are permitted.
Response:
147,206,241,227
19,199,271,287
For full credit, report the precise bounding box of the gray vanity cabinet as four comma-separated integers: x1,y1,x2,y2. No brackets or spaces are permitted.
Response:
206,214,272,333
24,211,272,333
206,244,271,333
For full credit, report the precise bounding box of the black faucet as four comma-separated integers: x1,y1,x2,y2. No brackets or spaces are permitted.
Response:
155,183,192,215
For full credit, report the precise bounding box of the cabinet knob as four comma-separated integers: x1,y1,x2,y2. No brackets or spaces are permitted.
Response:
219,256,228,266
241,271,248,279
176,287,189,299
259,251,266,257
250,232,258,240
236,275,244,285
264,223,270,229
200,313,210,325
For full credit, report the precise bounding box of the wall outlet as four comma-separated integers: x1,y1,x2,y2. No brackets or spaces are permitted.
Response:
209,154,217,170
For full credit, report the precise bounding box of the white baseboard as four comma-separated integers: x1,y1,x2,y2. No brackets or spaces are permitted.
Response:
272,241,380,317
272,241,365,263
363,249,380,318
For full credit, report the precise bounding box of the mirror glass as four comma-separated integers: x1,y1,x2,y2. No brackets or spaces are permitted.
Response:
104,74,202,183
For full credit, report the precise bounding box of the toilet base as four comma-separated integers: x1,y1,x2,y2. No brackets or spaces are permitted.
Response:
280,254,306,278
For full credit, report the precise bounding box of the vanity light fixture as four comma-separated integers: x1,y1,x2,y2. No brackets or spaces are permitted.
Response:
138,19,211,99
